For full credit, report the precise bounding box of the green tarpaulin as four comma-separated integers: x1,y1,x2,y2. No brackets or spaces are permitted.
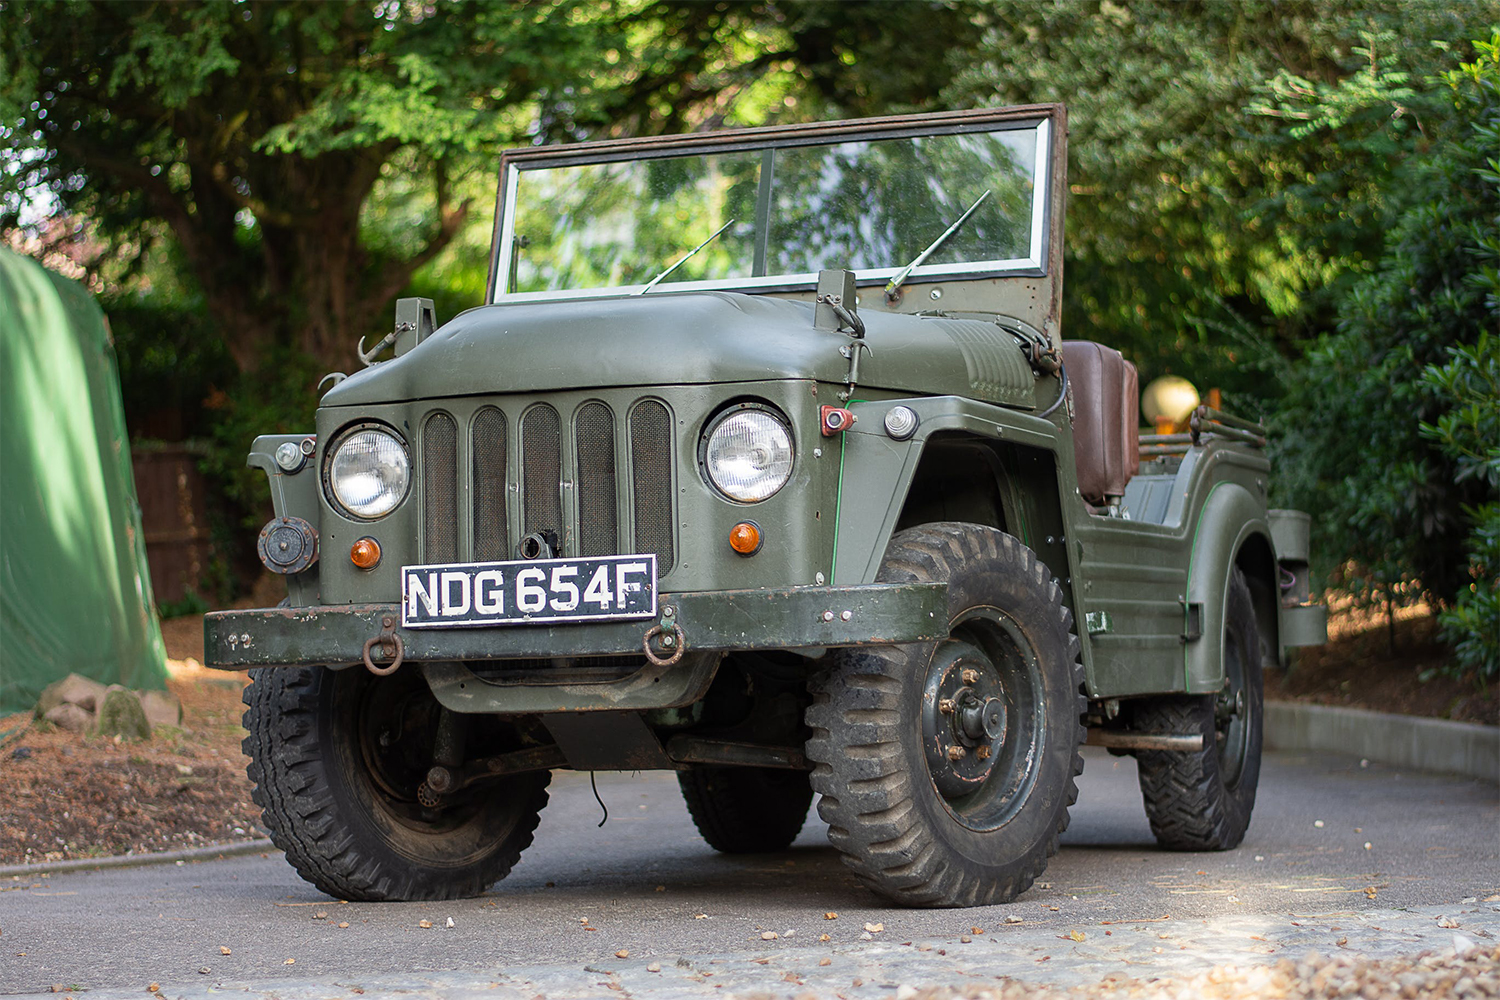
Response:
0,248,168,715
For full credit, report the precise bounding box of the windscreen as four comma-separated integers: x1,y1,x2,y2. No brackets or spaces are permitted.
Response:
496,120,1047,299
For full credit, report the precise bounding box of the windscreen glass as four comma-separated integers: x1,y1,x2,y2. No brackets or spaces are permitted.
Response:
501,122,1043,298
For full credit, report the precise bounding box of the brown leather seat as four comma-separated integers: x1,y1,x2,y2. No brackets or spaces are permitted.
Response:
1060,341,1139,506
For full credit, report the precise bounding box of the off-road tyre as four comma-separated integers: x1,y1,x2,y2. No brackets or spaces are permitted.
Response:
678,766,813,853
805,523,1086,908
1132,568,1263,851
242,665,550,901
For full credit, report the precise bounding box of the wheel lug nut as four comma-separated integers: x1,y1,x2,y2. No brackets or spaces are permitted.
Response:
961,668,979,685
947,745,967,761
938,698,955,715
976,744,992,760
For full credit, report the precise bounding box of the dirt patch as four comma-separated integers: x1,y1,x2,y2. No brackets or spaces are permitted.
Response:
1266,596,1497,726
0,650,260,867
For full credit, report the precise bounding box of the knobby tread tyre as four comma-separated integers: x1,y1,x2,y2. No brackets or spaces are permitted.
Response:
677,766,813,853
1133,568,1263,851
804,523,1086,908
242,666,549,902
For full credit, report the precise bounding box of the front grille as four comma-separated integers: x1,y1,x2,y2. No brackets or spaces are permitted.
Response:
472,407,508,561
423,412,458,562
630,400,675,568
521,404,562,538
420,397,675,572
575,401,618,556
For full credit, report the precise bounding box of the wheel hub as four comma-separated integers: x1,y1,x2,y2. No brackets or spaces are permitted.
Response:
923,640,1008,797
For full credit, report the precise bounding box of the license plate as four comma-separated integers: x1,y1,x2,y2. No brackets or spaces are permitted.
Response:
400,554,657,629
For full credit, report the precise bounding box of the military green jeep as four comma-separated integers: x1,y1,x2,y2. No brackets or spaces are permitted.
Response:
206,105,1327,908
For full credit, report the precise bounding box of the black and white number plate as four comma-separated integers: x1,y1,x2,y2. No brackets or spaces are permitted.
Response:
401,554,657,629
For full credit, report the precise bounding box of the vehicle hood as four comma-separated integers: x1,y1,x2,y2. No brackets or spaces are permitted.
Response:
322,292,1037,409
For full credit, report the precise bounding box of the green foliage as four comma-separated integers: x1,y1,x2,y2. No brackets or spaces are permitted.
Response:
1436,503,1500,682
946,1,1497,405
1273,30,1500,641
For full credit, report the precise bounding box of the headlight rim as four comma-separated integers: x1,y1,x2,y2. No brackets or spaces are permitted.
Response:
697,401,796,504
321,420,412,522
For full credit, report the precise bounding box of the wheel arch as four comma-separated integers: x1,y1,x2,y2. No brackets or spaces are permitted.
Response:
1184,481,1277,694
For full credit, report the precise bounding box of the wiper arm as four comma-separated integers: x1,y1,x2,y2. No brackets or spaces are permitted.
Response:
884,190,991,303
637,218,735,295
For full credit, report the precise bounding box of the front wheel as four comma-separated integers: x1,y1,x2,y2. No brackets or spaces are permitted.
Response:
1132,568,1264,850
242,665,549,901
805,523,1085,908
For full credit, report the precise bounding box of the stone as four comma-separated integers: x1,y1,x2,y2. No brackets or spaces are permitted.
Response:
94,686,152,740
34,673,108,717
44,702,94,733
137,690,182,728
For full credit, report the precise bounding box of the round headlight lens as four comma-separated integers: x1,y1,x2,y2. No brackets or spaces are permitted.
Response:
327,427,409,519
704,408,794,502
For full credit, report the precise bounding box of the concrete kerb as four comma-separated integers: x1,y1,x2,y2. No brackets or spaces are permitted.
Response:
1265,701,1499,783
0,837,275,879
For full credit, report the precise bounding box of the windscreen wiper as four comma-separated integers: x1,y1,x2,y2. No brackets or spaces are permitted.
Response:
884,190,991,303
637,219,735,295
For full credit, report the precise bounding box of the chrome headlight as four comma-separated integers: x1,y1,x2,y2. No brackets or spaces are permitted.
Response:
703,406,794,502
325,425,410,520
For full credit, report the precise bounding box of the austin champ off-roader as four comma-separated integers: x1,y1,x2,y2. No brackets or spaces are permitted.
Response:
205,105,1327,908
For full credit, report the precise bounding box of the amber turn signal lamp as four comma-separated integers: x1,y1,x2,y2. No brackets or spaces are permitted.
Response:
350,536,382,570
729,521,762,556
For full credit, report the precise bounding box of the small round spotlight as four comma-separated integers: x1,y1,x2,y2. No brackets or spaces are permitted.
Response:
729,521,762,556
884,405,919,440
274,441,305,472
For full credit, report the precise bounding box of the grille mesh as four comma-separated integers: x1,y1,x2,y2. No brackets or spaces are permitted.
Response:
472,408,508,561
522,404,563,538
630,400,674,568
423,412,459,563
575,402,618,556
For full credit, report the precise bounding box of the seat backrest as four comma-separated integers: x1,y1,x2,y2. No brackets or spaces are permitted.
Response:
1060,341,1140,506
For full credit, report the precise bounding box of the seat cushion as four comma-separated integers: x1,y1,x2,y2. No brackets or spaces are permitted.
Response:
1060,341,1140,505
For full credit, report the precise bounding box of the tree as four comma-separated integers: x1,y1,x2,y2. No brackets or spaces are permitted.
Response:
944,1,1498,401
0,0,981,375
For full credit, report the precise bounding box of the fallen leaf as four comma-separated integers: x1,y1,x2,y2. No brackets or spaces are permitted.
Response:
419,920,433,929
819,933,830,942
1438,916,1460,929
971,926,985,934
313,911,327,920
338,922,349,929
147,985,160,994
782,973,799,983
446,917,455,928
960,935,972,943
824,912,839,920
1336,937,1348,947
761,931,778,940
852,979,864,987
1004,915,1023,924
284,958,295,965
863,922,884,933
647,963,661,973
1069,930,1086,942
616,949,629,958
1036,956,1051,963
819,957,832,967
694,913,708,920
655,885,665,892
1314,820,1325,828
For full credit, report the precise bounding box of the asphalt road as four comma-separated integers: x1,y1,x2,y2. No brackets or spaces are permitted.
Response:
3,747,1496,997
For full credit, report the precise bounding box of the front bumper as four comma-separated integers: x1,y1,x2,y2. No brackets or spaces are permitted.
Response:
205,583,947,711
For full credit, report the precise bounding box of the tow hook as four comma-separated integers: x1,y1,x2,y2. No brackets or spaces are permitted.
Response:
642,605,686,667
362,615,405,676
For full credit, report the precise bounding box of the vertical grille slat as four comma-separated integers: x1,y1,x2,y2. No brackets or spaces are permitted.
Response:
522,404,563,538
472,408,508,561
575,402,618,556
630,400,675,568
423,412,458,563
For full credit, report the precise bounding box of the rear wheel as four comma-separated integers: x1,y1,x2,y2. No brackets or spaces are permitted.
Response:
805,523,1085,907
678,766,813,853
1133,568,1263,850
242,665,549,901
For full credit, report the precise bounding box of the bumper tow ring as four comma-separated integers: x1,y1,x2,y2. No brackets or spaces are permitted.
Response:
642,623,686,667
363,620,405,676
